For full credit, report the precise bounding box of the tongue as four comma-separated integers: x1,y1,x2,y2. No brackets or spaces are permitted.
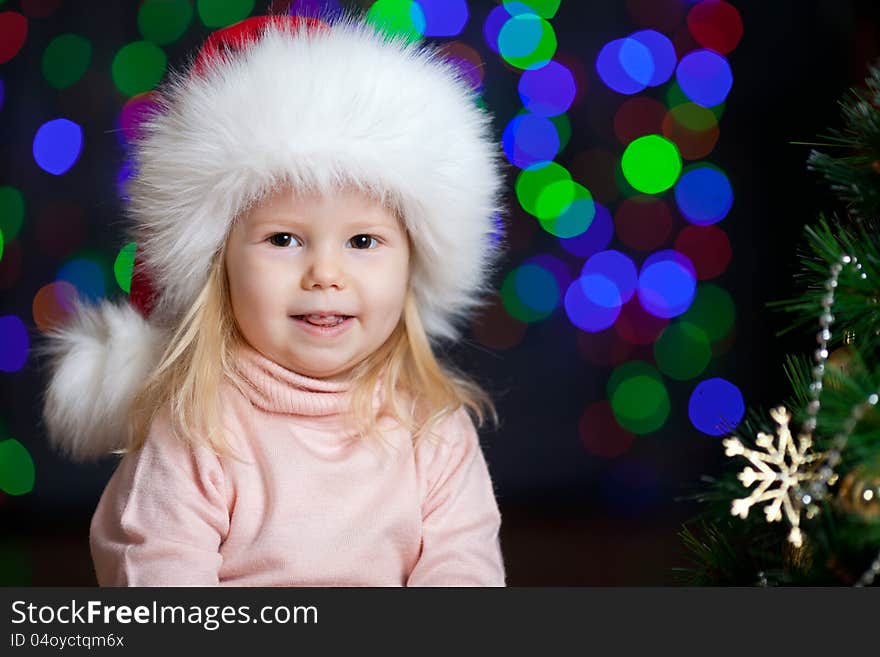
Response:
304,315,344,326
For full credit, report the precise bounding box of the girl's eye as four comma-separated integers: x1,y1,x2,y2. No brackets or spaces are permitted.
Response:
266,233,379,249
348,234,379,250
268,233,299,248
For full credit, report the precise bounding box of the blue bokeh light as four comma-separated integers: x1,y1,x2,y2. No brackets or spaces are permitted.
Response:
33,118,84,176
417,0,468,37
638,250,696,318
676,49,733,108
630,29,676,86
565,274,622,332
688,377,745,436
674,164,734,225
502,112,561,169
558,202,613,258
0,315,29,373
582,250,638,304
57,258,105,303
596,37,653,95
514,262,560,314
519,60,576,117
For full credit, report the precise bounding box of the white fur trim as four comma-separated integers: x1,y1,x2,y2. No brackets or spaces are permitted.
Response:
38,299,166,462
127,10,508,340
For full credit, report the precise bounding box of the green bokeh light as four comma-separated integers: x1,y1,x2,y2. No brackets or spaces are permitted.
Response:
112,41,167,97
535,180,595,238
139,0,194,45
0,186,24,241
515,161,571,218
498,14,557,71
666,81,725,121
503,0,562,18
42,34,92,89
621,135,682,194
197,0,254,28
114,242,137,294
0,439,35,496
366,0,425,43
500,265,556,322
654,321,711,380
608,362,671,435
680,283,736,342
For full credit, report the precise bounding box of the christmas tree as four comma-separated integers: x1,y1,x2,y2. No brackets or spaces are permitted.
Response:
679,63,880,586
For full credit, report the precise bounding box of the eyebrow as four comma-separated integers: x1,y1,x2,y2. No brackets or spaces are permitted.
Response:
251,217,400,232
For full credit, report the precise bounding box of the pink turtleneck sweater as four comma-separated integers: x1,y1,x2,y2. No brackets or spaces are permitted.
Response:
89,342,506,586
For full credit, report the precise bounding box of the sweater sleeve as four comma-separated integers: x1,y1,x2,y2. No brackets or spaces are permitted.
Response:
89,407,230,586
407,407,506,587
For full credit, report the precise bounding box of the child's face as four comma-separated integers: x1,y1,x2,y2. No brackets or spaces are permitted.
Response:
225,185,410,381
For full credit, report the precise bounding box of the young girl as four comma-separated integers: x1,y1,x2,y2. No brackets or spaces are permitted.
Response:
39,10,508,586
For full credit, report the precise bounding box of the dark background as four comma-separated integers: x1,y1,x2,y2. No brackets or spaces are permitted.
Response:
2,0,879,585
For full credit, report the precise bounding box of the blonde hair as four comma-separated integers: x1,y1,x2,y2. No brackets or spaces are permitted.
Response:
124,216,499,459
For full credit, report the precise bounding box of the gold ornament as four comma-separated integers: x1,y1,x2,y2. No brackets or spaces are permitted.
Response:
724,406,824,547
835,462,880,520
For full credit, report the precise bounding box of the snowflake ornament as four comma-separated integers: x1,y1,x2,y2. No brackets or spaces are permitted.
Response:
723,406,823,547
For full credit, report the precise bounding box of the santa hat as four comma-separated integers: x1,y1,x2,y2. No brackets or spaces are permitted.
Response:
40,10,507,462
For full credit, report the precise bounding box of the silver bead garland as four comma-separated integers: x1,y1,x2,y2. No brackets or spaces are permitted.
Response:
800,252,879,586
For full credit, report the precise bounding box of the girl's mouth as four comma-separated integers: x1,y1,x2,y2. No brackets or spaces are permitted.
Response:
290,315,354,336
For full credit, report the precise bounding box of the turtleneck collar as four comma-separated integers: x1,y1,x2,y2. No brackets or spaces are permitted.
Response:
229,341,357,416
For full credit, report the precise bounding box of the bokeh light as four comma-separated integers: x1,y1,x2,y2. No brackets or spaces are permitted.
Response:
366,0,426,41
680,283,735,343
535,181,595,238
502,0,561,18
439,41,485,90
596,37,652,95
581,250,637,304
662,102,719,160
674,224,731,280
503,112,561,169
687,0,743,55
689,377,744,435
676,49,733,108
0,11,27,64
498,12,557,70
0,227,4,262
118,92,161,143
630,29,676,86
674,163,733,225
138,0,194,45
112,41,167,97
579,400,635,458
654,321,711,380
33,118,83,175
57,254,108,303
0,439,35,495
197,0,255,28
515,161,570,216
471,293,528,350
501,262,561,322
613,96,666,145
42,34,92,89
558,202,612,258
638,249,696,318
608,361,671,434
614,195,674,252
418,0,468,37
33,281,77,333
114,242,137,293
613,297,668,346
0,315,29,372
518,60,576,117
621,135,682,194
565,273,622,333
0,186,25,241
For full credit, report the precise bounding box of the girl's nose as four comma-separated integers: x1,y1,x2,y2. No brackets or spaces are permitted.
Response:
302,247,345,290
